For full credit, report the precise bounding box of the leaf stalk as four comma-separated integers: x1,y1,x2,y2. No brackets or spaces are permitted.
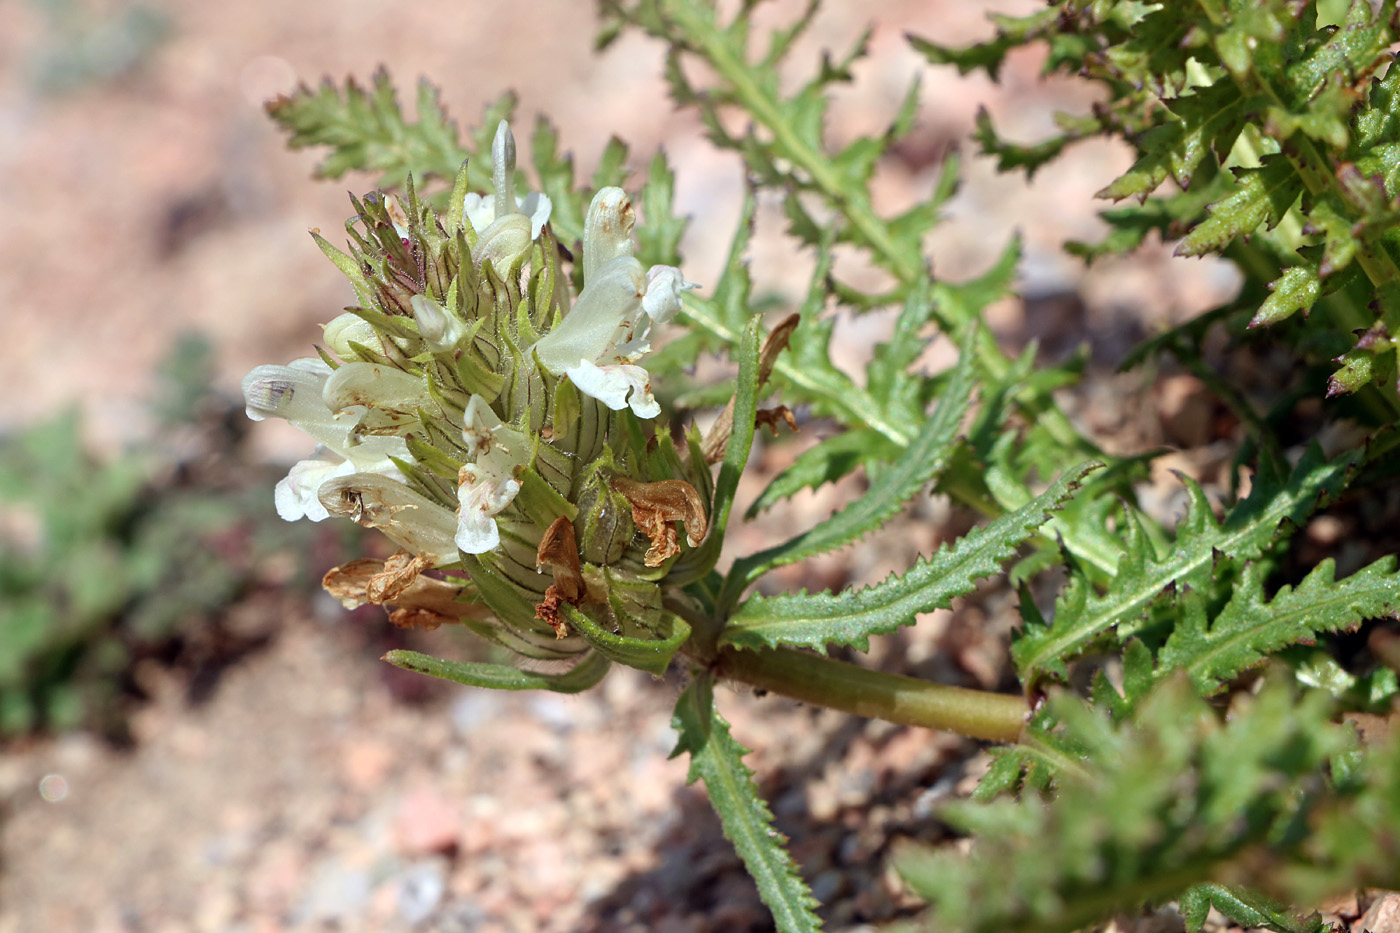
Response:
708,645,1029,743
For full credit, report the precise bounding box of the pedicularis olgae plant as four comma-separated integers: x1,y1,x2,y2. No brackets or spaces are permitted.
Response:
247,2,1400,930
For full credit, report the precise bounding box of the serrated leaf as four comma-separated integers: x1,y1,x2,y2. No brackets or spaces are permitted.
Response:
670,676,824,933
265,68,473,189
721,462,1099,652
729,324,978,588
382,649,610,693
1014,446,1356,680
1161,555,1400,694
897,678,1357,933
1327,345,1379,396
1176,156,1305,257
1100,81,1250,201
907,8,1059,81
1251,265,1321,327
1180,883,1325,933
637,148,688,268
970,105,1077,178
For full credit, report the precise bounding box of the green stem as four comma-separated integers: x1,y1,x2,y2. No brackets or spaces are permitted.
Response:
661,2,1119,572
710,645,1029,743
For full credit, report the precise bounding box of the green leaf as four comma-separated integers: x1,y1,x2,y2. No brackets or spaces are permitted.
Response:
1100,81,1250,201
745,428,898,518
1179,884,1325,933
689,313,764,585
382,649,610,693
1176,155,1304,258
729,323,978,587
1013,446,1355,681
265,68,475,189
637,148,688,268
970,105,1077,179
1161,555,1400,695
1251,265,1321,327
896,678,1357,933
721,462,1099,652
907,8,1060,81
670,675,824,933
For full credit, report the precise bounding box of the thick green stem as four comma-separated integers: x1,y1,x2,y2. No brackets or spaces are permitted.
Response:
712,645,1029,743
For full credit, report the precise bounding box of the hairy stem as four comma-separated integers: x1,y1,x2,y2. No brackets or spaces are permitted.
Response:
709,645,1029,743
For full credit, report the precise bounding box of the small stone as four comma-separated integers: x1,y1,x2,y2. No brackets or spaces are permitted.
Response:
395,859,448,926
450,690,503,735
393,786,462,857
341,739,394,792
1359,892,1400,933
299,856,372,923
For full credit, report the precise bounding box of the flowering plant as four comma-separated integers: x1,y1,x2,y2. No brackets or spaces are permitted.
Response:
251,1,1400,930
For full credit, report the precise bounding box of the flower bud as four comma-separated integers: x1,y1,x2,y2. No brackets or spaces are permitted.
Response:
473,213,533,270
409,295,466,351
323,312,380,359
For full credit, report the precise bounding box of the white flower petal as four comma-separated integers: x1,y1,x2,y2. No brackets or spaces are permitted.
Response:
322,313,380,360
274,455,352,522
519,191,552,240
642,265,698,326
462,395,504,457
319,471,459,565
322,362,431,417
582,187,636,283
288,357,334,376
454,505,500,554
454,464,521,554
566,358,659,419
491,120,517,220
473,213,532,270
462,191,495,234
242,362,332,426
532,256,645,373
410,295,466,351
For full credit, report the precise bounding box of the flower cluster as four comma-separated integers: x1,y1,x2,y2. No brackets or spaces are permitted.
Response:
243,121,711,663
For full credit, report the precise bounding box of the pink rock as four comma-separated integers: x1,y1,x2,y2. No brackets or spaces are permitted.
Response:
1360,892,1400,933
341,739,394,792
393,786,462,857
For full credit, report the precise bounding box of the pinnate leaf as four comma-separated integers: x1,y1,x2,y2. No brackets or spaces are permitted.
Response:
1014,446,1356,681
722,462,1100,652
1161,555,1400,695
670,676,824,933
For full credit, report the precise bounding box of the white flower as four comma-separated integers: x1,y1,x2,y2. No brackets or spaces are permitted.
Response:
454,396,529,554
274,450,355,522
531,187,697,418
242,358,413,525
455,462,522,554
322,313,381,359
318,472,460,566
464,121,552,269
